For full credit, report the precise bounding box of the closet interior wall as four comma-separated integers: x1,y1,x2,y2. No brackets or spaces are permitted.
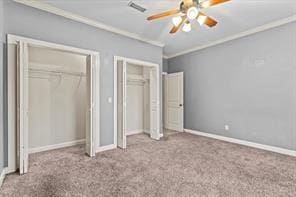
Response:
126,63,150,136
28,46,87,153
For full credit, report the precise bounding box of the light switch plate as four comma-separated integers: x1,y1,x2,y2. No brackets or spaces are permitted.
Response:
225,125,229,131
108,97,113,103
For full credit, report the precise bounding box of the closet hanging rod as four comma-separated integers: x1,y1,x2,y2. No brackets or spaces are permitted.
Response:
29,68,86,77
127,74,146,83
127,78,146,83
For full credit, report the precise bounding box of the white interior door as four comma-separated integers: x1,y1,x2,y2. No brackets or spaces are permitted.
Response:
86,55,96,157
117,60,127,148
165,72,184,131
17,41,29,174
150,68,160,140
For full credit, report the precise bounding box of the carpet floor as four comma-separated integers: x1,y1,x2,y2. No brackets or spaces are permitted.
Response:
1,131,296,197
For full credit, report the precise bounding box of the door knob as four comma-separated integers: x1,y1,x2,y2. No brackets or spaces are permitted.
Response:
179,104,183,107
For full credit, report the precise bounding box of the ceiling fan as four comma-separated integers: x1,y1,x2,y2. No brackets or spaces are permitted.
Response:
147,0,230,33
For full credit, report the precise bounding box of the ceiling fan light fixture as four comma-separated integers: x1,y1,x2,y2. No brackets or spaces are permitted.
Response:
200,1,210,8
146,0,230,34
187,7,199,20
197,15,207,25
182,22,191,32
172,16,182,26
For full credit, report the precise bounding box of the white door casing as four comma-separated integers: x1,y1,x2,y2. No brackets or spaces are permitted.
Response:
85,55,97,157
165,72,184,132
150,68,160,140
17,41,29,174
117,60,127,149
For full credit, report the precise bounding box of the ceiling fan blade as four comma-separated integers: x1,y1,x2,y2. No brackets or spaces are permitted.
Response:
147,9,180,21
182,0,193,7
170,16,187,34
199,0,230,9
197,12,217,27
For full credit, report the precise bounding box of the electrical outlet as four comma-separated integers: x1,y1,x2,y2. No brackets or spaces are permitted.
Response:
254,59,265,66
225,125,229,131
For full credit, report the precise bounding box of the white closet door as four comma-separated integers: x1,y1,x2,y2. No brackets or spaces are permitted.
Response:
150,68,160,140
86,55,96,157
117,60,127,149
17,41,29,174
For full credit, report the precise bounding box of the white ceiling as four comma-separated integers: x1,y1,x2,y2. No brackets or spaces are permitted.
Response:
40,0,296,57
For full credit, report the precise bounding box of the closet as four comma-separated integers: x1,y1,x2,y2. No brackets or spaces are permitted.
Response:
28,46,87,153
126,63,150,136
115,57,160,149
7,36,98,174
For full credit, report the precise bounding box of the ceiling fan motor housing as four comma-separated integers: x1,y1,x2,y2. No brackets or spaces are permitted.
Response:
180,0,200,13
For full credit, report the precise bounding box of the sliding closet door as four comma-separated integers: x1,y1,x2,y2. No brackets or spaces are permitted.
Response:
150,68,160,140
17,41,29,174
117,60,127,149
86,55,96,157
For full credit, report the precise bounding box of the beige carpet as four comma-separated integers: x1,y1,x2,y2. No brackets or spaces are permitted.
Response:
1,131,296,197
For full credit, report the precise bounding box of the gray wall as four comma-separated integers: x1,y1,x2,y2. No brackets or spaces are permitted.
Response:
0,0,4,173
168,22,296,150
163,58,168,73
2,0,163,166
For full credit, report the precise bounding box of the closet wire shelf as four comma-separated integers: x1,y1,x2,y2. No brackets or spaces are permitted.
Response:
29,68,86,77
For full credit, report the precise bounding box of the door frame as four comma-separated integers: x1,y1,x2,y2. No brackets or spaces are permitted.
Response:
113,56,160,147
7,34,100,173
162,72,168,132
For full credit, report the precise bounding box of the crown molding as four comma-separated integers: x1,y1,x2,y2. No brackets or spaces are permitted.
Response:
163,55,169,59
166,15,296,59
13,0,165,48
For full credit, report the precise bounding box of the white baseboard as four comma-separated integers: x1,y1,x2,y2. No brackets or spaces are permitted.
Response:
165,126,184,132
96,144,117,153
127,129,163,138
0,168,6,188
184,129,296,157
4,167,15,175
143,130,150,134
29,139,86,154
126,130,144,136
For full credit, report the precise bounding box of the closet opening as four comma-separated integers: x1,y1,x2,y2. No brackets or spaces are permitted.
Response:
7,35,99,174
114,56,160,149
126,63,150,137
28,46,87,154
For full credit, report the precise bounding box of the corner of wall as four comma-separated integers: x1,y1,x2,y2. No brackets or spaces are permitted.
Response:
0,0,5,174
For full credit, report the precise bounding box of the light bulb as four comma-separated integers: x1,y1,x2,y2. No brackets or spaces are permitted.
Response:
200,1,211,8
172,16,182,26
182,23,191,32
197,15,207,25
187,7,199,20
